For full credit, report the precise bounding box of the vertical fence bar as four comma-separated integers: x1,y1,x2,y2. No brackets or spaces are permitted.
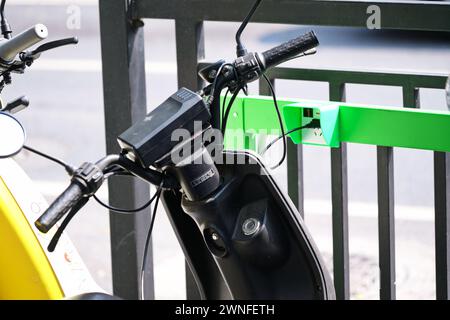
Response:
329,82,350,299
377,87,421,299
434,152,450,299
376,86,399,300
434,82,450,300
287,138,305,216
175,19,205,300
377,146,396,300
377,87,419,299
376,86,419,300
175,20,205,90
99,0,154,299
402,86,420,108
259,78,305,216
377,86,420,300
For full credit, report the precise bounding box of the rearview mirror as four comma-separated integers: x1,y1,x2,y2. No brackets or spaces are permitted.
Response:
0,112,25,158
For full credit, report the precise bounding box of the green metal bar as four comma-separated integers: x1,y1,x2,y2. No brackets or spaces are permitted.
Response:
339,105,450,152
223,95,450,153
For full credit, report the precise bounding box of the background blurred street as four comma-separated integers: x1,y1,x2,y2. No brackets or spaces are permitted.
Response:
5,0,450,299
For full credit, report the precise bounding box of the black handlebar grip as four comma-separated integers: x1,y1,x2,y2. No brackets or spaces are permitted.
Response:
262,31,319,69
35,182,84,233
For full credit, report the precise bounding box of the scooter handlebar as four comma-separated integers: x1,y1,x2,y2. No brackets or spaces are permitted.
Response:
35,181,84,233
0,24,48,63
261,31,319,69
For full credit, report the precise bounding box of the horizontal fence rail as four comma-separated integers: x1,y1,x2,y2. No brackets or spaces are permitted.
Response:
133,0,450,32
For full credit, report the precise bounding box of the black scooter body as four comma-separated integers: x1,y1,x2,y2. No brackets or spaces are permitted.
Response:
161,150,335,300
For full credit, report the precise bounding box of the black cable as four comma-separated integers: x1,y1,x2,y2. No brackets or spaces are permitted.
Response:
23,145,76,175
235,0,262,57
210,63,232,100
208,64,225,103
263,74,287,170
103,171,131,179
103,165,130,177
23,144,162,213
221,88,230,122
140,186,162,300
0,0,11,40
221,86,242,136
93,181,160,214
260,119,320,156
0,0,5,20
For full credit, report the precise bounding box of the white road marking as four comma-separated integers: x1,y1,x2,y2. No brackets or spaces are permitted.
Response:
35,180,434,222
31,59,178,75
304,198,433,222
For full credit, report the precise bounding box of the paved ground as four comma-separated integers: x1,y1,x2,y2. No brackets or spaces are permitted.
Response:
3,1,450,299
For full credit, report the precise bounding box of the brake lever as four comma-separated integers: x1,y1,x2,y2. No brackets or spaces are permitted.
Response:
46,196,89,252
1,95,29,114
242,84,249,96
20,37,78,62
33,37,78,55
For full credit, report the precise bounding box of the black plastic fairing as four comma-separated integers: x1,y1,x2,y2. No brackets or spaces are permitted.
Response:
161,150,335,299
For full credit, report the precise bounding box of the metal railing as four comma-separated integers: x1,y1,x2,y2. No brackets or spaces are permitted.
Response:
258,67,449,300
99,0,450,300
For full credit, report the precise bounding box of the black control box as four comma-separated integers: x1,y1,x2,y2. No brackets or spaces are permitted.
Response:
117,88,211,167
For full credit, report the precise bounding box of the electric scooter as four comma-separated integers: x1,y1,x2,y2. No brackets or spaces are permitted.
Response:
0,0,335,300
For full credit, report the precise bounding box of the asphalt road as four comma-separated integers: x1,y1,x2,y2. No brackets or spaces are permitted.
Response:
3,1,450,299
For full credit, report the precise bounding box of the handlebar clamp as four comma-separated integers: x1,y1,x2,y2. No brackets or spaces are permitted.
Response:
233,52,265,88
71,162,104,196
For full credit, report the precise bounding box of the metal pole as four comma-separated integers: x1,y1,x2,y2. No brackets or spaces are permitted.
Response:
99,0,154,299
175,19,205,300
330,82,350,300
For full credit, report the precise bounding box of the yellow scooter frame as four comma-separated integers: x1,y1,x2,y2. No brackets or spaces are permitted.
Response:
0,158,101,299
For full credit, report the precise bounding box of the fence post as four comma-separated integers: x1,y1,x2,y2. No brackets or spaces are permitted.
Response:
435,153,450,299
377,146,396,300
175,19,206,300
99,0,154,299
329,82,350,300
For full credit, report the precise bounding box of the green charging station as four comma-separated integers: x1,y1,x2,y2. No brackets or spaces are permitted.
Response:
283,102,340,148
222,95,450,153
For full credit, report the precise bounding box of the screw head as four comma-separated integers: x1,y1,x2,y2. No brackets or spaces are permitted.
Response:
208,70,217,79
211,232,219,241
242,218,261,236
